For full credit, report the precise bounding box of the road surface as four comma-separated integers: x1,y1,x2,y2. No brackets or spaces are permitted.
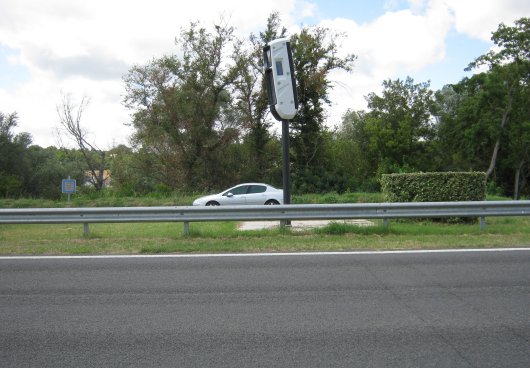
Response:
1,249,529,367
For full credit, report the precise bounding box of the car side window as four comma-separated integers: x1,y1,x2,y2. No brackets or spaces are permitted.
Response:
226,185,248,196
248,185,266,194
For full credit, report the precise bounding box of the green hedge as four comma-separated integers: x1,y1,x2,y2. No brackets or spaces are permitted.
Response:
380,172,486,202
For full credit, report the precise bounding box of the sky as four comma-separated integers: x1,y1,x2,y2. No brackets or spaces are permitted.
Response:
0,0,528,148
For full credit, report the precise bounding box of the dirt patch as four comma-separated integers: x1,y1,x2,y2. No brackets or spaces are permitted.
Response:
238,219,374,231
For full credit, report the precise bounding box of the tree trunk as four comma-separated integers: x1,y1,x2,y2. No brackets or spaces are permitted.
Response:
514,167,520,200
485,84,515,182
514,159,525,200
485,139,501,181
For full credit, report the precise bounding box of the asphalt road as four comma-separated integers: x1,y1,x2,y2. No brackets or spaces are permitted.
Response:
1,250,529,367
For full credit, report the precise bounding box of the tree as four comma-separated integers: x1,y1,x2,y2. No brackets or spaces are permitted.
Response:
233,12,286,183
57,94,107,192
124,21,242,191
335,109,379,190
107,144,164,195
505,100,530,198
433,84,473,170
289,25,357,192
0,111,32,197
466,17,530,184
363,77,437,175
24,146,85,199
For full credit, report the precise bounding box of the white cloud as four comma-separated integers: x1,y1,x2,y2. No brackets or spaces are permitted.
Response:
444,0,529,41
320,0,453,125
318,0,530,127
0,0,313,147
0,0,528,146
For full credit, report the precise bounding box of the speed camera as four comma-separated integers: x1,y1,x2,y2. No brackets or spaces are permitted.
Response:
263,38,298,121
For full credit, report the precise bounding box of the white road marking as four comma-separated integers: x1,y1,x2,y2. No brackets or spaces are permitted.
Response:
0,248,528,260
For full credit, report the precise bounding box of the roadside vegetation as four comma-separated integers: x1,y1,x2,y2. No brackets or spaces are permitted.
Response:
1,17,528,255
1,17,529,202
1,192,528,255
0,190,385,208
1,216,528,256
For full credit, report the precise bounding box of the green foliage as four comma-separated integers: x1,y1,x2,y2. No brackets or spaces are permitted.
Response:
236,12,285,184
365,77,437,174
380,172,487,202
292,191,383,204
2,18,529,201
466,17,529,70
0,173,23,197
333,111,383,192
333,77,439,193
123,21,243,192
289,25,356,187
0,190,383,208
0,112,30,197
462,17,530,196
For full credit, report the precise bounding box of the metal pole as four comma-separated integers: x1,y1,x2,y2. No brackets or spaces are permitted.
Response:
83,223,90,236
281,119,291,227
479,217,486,231
67,175,71,202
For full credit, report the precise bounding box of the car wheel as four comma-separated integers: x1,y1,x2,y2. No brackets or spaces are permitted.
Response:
206,201,220,206
265,199,280,205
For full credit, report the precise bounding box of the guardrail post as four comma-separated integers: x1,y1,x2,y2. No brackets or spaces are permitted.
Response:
479,217,486,231
183,222,190,236
280,220,291,228
383,219,389,229
83,223,90,236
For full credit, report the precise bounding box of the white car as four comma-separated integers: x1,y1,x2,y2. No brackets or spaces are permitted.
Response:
192,183,283,206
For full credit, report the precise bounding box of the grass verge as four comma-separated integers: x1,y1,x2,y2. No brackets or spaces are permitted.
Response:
1,216,529,255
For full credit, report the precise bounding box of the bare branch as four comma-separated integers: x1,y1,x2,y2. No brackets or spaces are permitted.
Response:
56,93,107,192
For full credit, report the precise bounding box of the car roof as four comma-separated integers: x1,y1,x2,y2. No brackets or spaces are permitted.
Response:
231,183,270,186
227,183,279,190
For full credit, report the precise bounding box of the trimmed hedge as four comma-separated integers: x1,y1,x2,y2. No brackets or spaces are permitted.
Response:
380,172,486,202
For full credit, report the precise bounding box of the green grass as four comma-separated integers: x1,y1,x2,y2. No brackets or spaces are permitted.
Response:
1,190,512,209
0,193,199,208
1,216,528,255
0,191,384,208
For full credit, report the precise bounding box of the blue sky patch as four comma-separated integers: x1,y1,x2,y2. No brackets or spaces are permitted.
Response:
310,0,408,24
0,45,31,89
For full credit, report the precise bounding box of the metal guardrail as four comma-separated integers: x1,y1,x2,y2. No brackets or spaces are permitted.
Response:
0,201,529,236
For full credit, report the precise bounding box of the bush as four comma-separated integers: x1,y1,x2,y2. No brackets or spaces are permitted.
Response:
380,172,486,202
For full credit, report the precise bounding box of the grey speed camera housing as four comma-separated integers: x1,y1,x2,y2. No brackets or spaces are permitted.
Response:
263,38,298,121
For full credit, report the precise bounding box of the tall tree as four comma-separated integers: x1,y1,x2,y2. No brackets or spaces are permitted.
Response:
289,26,356,191
433,84,473,170
465,17,530,184
233,12,286,182
364,77,437,175
505,90,530,198
335,109,379,190
0,111,31,197
124,21,242,191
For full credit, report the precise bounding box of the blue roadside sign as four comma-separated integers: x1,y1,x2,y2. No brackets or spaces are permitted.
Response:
62,179,76,194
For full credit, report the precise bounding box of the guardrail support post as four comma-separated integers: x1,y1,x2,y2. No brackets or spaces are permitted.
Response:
183,222,190,236
280,220,292,228
83,223,90,237
383,219,389,229
479,217,486,231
